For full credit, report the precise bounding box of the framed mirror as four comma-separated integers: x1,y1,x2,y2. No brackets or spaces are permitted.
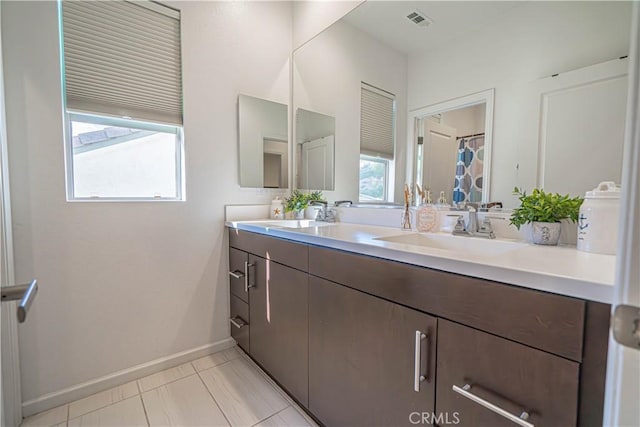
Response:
410,90,494,205
238,94,288,188
293,1,631,207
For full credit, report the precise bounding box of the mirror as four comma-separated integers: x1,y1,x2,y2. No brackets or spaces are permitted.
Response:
296,108,336,190
412,90,493,204
238,94,288,188
293,1,632,207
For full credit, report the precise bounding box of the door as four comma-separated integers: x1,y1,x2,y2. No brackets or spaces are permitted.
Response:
1,10,22,423
248,255,309,406
422,119,458,199
301,135,334,190
604,3,640,425
309,276,437,426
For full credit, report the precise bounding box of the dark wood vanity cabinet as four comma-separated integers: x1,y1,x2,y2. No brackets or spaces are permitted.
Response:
227,229,610,426
228,229,310,406
248,254,309,406
228,247,250,352
309,276,437,427
436,319,580,426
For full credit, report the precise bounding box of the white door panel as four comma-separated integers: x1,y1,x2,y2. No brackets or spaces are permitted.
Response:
301,135,334,190
604,3,640,426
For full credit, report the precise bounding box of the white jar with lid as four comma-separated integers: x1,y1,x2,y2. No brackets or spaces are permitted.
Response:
577,181,621,255
270,197,284,220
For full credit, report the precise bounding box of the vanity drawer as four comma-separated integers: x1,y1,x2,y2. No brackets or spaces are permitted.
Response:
230,294,249,352
229,229,308,272
436,319,579,426
229,247,249,303
308,245,585,361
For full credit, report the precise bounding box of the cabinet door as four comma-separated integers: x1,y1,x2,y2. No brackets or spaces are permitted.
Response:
228,247,249,303
249,255,309,406
229,294,249,352
309,276,437,426
436,319,579,426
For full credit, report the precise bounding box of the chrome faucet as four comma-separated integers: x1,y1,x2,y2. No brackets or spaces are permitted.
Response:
310,201,336,222
452,207,495,239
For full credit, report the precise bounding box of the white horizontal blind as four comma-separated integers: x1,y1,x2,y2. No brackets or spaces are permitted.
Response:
360,83,396,159
62,0,182,125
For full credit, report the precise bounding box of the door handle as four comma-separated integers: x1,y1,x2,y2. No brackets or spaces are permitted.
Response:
413,330,427,392
229,316,248,329
228,270,245,279
612,304,640,349
452,383,534,427
244,261,255,293
1,279,38,323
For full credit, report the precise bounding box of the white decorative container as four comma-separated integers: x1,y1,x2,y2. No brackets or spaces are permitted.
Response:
269,197,284,220
577,181,621,255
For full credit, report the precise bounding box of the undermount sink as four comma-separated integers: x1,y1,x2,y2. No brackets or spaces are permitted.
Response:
231,220,334,229
373,232,527,256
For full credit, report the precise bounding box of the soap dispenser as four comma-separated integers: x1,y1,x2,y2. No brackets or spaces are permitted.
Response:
436,191,451,210
416,187,438,232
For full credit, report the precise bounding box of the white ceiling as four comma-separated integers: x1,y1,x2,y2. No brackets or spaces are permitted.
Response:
343,1,526,55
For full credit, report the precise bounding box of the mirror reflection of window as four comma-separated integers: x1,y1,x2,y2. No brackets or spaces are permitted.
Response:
359,83,396,202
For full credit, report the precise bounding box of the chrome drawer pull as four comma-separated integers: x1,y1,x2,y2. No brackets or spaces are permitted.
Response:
229,316,247,329
452,383,534,427
1,279,38,323
413,330,427,392
228,270,245,279
244,261,255,292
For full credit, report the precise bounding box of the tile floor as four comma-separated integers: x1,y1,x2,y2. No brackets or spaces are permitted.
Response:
21,347,317,427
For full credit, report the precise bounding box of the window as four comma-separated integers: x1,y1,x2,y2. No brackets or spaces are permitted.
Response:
60,0,184,201
359,83,396,202
359,156,389,202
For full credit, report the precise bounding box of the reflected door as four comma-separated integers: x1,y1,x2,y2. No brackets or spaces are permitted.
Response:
301,135,334,190
422,120,458,199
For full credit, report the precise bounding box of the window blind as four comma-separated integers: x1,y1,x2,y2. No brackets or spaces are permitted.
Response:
62,0,183,125
360,83,396,160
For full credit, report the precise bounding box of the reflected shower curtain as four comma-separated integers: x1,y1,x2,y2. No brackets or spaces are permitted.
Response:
453,135,484,203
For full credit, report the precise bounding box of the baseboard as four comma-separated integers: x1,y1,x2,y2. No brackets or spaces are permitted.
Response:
22,337,236,417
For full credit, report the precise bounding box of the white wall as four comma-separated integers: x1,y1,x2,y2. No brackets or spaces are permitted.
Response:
1,0,291,410
292,0,364,49
293,20,408,203
440,104,485,138
408,1,631,207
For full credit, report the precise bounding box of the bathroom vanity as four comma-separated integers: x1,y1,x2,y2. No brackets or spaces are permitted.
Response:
226,223,612,426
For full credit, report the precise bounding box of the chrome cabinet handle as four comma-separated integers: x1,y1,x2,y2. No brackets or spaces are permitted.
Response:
1,279,38,323
452,384,534,427
414,330,427,392
244,261,255,292
229,316,247,329
228,270,244,279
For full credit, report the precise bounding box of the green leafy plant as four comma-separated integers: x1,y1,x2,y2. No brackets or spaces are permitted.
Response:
307,190,325,203
284,190,326,212
284,190,308,212
510,187,583,230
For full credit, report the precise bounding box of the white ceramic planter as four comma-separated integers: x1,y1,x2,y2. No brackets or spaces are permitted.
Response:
531,221,562,245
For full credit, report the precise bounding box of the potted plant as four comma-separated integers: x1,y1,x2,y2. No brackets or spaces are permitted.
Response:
304,191,326,219
510,187,583,245
284,190,310,219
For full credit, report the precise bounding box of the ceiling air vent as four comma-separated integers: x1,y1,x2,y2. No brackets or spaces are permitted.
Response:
406,10,433,27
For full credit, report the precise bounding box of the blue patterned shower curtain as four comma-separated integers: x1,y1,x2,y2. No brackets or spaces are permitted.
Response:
453,135,485,203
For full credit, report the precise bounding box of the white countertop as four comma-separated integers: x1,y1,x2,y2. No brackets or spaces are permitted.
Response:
226,220,616,304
